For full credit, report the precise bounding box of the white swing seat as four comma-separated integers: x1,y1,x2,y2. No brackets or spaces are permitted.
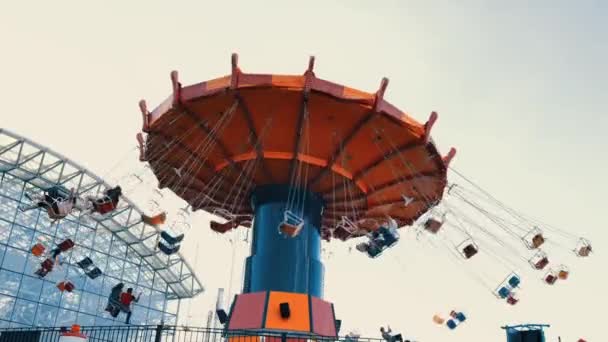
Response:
279,210,304,237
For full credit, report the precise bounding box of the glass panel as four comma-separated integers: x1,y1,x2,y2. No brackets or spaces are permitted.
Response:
94,316,114,326
12,299,37,325
0,218,12,243
35,214,57,236
8,224,34,250
149,291,165,311
17,275,43,301
163,313,177,325
106,257,125,278
0,244,5,266
122,261,140,284
0,295,16,320
76,313,95,326
76,225,94,249
147,309,163,324
60,290,81,311
55,309,77,326
130,306,148,325
0,269,22,296
83,274,104,294
39,281,62,306
14,208,39,229
35,304,58,327
79,292,100,315
56,219,78,241
2,247,27,273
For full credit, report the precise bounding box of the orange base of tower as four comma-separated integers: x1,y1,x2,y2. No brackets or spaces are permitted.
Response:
225,291,338,338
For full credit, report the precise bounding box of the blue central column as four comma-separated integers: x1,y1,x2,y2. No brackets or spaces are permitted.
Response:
243,184,325,298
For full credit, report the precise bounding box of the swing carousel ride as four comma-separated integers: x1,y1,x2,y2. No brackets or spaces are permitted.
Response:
133,54,592,335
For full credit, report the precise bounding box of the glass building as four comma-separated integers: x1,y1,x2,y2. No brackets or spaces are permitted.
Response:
0,128,203,328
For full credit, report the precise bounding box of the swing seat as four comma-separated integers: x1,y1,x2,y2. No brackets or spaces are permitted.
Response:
46,186,71,201
446,319,457,330
544,273,557,285
522,227,545,249
160,231,184,245
41,258,54,271
94,197,117,214
508,275,521,288
533,257,549,270
366,243,383,258
86,267,102,279
498,286,511,299
57,281,75,292
210,220,235,233
158,241,180,255
424,218,443,234
279,211,304,237
455,312,466,322
461,244,478,259
31,243,45,257
506,294,519,305
35,268,50,278
577,245,592,257
58,239,75,252
77,257,93,270
531,234,545,249
378,227,399,248
334,216,358,241
432,315,445,324
355,243,369,253
142,212,167,226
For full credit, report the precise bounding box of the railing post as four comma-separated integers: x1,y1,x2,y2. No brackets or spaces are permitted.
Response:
281,333,287,342
155,324,164,342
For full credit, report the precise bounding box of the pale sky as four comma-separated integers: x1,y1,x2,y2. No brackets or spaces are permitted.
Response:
1,1,607,341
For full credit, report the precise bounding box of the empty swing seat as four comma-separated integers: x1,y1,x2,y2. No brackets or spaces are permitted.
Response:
462,244,478,259
77,257,93,269
577,245,592,257
31,243,45,257
86,267,102,279
506,294,519,305
455,312,466,322
432,315,445,324
534,257,549,270
210,220,234,233
498,286,511,299
279,211,304,237
158,241,180,255
531,234,545,248
508,275,521,288
446,319,457,330
424,218,443,234
160,231,184,245
57,281,75,292
544,273,557,285
366,243,383,258
41,258,54,271
142,212,167,226
57,239,75,252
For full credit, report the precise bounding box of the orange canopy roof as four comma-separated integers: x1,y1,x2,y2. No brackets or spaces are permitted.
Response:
138,54,454,240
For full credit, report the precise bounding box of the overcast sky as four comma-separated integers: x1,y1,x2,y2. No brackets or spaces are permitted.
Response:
1,1,606,341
